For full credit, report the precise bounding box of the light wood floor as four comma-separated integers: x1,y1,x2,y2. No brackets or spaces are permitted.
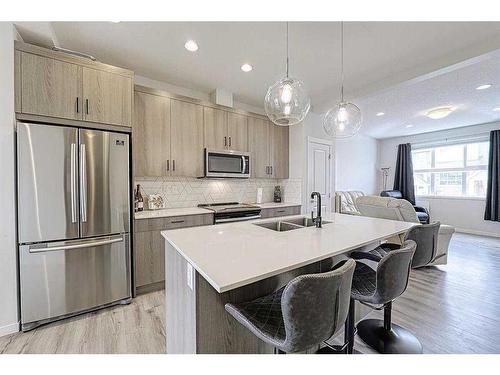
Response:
1,232,500,354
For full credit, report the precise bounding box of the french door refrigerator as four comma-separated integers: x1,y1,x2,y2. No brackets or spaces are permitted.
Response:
17,122,132,331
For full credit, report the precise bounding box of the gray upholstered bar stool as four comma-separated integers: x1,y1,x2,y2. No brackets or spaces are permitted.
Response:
347,240,422,354
225,259,356,354
373,222,441,268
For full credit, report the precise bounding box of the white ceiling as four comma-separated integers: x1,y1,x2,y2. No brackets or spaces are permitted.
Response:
15,21,500,138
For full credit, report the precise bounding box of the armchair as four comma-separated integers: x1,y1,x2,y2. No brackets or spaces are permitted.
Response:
355,196,455,266
380,190,429,224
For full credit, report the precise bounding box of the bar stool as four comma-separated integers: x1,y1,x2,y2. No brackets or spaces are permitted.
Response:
347,240,422,354
225,259,355,354
375,222,440,268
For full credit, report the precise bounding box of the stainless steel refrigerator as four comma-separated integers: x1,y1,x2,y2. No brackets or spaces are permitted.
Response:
17,122,132,331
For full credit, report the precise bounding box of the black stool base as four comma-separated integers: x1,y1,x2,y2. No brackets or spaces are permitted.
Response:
357,319,423,354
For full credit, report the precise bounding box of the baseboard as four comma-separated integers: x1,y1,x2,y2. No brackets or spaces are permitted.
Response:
0,322,19,337
455,228,500,238
136,280,165,295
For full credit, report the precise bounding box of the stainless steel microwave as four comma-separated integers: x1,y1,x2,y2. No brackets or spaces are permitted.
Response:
204,149,251,178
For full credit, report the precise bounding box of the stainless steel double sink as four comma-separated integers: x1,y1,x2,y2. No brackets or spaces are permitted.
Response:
254,217,331,232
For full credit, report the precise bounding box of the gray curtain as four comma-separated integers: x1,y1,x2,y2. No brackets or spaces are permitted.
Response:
485,130,500,221
393,143,416,205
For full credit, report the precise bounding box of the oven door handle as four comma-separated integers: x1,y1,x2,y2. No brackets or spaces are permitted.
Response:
215,215,261,223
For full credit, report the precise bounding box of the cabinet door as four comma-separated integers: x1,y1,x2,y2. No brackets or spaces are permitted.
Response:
133,92,171,177
20,52,81,120
227,112,248,152
134,230,165,288
270,123,289,179
82,67,132,127
203,107,227,150
170,99,204,177
248,117,270,178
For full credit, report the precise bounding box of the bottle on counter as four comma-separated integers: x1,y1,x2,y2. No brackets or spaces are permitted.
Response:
135,184,144,212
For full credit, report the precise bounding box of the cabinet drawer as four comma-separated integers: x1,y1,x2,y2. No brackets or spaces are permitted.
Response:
134,213,213,232
260,205,301,219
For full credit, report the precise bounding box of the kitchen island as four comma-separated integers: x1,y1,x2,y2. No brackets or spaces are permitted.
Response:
162,213,415,353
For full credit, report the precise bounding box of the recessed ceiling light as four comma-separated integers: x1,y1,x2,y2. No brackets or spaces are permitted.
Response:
406,124,414,128
476,84,492,90
241,63,253,72
110,21,121,23
184,40,199,52
493,107,500,112
426,106,455,120
376,112,385,117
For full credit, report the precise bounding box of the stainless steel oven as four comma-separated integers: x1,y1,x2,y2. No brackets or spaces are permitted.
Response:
204,149,250,178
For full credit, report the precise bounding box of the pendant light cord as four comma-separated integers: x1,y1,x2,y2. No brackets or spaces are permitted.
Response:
286,21,289,78
340,21,344,103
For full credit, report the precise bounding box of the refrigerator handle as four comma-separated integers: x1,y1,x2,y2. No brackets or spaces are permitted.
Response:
70,143,77,223
29,236,124,253
80,143,87,223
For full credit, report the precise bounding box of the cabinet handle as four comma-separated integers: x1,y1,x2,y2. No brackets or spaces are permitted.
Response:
76,97,79,113
171,220,185,224
266,166,269,174
228,137,232,147
270,166,273,175
85,99,89,115
172,160,176,171
166,160,170,172
224,136,227,147
277,210,286,213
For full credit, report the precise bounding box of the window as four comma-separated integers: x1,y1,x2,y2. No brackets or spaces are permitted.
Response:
412,141,489,198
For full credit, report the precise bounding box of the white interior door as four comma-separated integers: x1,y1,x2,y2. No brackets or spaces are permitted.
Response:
307,138,332,216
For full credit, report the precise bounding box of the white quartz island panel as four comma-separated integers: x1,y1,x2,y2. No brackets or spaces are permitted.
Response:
162,213,415,293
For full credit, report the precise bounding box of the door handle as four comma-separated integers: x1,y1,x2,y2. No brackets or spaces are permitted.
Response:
80,143,87,223
70,143,77,223
29,236,124,253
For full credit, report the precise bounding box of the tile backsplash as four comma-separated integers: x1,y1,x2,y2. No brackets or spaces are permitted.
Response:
135,177,302,209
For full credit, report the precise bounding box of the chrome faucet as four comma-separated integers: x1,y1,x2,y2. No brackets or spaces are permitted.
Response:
310,192,322,228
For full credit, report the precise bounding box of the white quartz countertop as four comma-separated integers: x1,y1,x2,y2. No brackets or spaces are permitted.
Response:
161,213,415,293
134,202,301,220
134,207,212,220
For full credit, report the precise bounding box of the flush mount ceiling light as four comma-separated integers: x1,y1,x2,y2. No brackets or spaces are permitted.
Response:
425,106,455,120
476,84,492,90
376,112,385,117
323,22,362,139
493,107,500,112
184,40,199,52
264,22,311,126
406,124,414,128
241,63,253,72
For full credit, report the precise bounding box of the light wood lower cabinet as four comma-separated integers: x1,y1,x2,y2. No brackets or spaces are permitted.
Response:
260,205,301,219
170,99,204,177
134,213,213,293
20,52,81,120
133,92,171,176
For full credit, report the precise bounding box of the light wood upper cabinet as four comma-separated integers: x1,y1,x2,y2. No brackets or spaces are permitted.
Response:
171,99,204,177
248,117,270,178
227,112,248,152
133,92,171,177
82,68,132,127
270,123,289,179
20,52,81,120
203,107,227,150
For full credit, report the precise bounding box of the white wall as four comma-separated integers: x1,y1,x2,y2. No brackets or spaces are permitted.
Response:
0,22,19,336
378,122,500,237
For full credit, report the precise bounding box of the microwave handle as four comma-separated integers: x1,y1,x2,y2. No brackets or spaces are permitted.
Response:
242,155,246,174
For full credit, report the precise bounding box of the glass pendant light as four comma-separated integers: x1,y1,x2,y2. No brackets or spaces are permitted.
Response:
265,22,311,126
323,22,362,138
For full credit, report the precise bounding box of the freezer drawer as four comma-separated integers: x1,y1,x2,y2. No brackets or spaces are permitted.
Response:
17,122,80,243
20,234,131,329
80,129,130,238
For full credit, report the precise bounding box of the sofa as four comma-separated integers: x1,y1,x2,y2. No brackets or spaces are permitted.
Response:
380,190,430,224
355,195,455,266
334,191,365,215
